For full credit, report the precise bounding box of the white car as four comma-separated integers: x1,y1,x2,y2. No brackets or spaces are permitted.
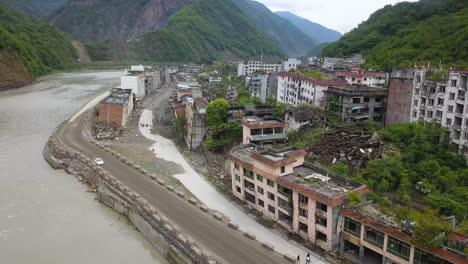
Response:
93,158,104,166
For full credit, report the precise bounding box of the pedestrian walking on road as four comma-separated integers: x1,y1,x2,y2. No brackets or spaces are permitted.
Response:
296,255,300,264
306,253,311,264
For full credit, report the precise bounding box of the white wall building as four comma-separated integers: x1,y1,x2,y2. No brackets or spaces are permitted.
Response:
121,65,160,99
409,69,468,155
335,70,387,87
276,73,348,107
238,61,282,76
282,58,301,72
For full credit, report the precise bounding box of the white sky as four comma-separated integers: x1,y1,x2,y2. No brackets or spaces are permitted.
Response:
254,0,418,34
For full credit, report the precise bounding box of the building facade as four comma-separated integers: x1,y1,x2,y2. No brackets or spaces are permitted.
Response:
249,73,269,103
283,58,302,72
229,145,368,252
408,69,468,154
99,89,133,127
385,69,415,126
276,73,349,107
238,61,282,76
339,206,467,264
325,85,387,123
241,116,288,145
335,70,387,87
185,97,208,150
121,65,159,99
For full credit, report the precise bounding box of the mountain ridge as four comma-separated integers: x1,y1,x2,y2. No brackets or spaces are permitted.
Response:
275,11,342,44
321,0,468,69
0,3,77,90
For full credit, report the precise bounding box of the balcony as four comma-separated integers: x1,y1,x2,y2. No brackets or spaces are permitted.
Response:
299,202,308,210
315,209,327,218
453,125,462,131
250,133,287,142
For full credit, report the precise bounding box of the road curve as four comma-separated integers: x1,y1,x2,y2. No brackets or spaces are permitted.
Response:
56,111,290,264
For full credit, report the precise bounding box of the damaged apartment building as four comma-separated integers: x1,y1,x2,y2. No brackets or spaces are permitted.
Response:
229,144,369,252
386,68,468,156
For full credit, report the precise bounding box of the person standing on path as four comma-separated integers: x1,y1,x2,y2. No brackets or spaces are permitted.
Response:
305,253,311,264
296,255,300,264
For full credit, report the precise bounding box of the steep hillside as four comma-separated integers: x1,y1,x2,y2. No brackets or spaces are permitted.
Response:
0,4,77,90
232,0,316,57
133,0,284,62
0,0,66,18
321,0,468,69
276,11,342,44
50,0,192,43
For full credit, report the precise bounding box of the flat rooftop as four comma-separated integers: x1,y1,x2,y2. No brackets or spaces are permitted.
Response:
230,145,365,199
281,164,363,198
242,116,287,129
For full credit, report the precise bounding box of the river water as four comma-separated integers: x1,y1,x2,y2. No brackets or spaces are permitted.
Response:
0,71,166,264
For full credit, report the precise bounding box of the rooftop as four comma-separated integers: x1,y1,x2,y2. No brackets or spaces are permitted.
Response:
280,163,364,199
230,144,366,201
104,89,131,104
335,71,386,78
325,85,388,96
242,116,288,129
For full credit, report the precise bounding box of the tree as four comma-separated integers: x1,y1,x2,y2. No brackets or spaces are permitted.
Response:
397,171,411,205
346,192,362,208
206,98,230,127
411,209,452,250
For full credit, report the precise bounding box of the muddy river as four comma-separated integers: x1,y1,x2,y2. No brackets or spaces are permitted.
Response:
0,71,166,264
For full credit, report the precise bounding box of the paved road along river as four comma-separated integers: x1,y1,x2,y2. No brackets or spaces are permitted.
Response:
0,71,167,264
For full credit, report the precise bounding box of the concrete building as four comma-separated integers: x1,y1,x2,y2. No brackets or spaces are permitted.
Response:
185,97,208,150
335,69,387,87
121,65,159,99
325,85,388,123
229,144,369,252
408,69,468,154
339,204,467,264
322,54,365,71
249,73,269,103
241,116,288,145
283,58,302,72
276,73,349,107
385,69,415,126
226,85,238,104
238,61,282,76
99,89,133,127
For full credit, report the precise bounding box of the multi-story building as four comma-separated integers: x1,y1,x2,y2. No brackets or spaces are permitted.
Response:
339,204,467,264
283,58,302,72
408,69,468,154
229,144,369,252
335,69,387,87
241,116,288,145
99,89,133,127
276,73,348,107
249,73,269,103
385,69,415,126
121,65,160,99
185,97,208,150
226,85,238,104
325,85,388,123
238,61,282,76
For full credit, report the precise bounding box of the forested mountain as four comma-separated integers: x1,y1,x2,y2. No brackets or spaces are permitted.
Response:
50,0,192,43
276,11,342,44
0,4,77,90
321,0,468,70
232,0,316,57
0,0,66,18
133,0,284,62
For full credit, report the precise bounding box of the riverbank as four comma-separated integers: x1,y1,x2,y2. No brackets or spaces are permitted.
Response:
0,71,166,264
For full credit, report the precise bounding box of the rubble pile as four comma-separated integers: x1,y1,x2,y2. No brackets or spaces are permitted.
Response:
95,124,123,141
307,125,384,172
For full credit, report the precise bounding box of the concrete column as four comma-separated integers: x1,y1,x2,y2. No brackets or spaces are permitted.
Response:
409,245,415,264
369,98,376,121
292,192,299,233
358,246,364,264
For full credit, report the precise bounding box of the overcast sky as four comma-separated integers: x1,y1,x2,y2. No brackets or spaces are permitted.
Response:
255,0,418,34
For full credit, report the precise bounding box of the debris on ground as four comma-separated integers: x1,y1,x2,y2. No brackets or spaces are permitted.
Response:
307,124,384,172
